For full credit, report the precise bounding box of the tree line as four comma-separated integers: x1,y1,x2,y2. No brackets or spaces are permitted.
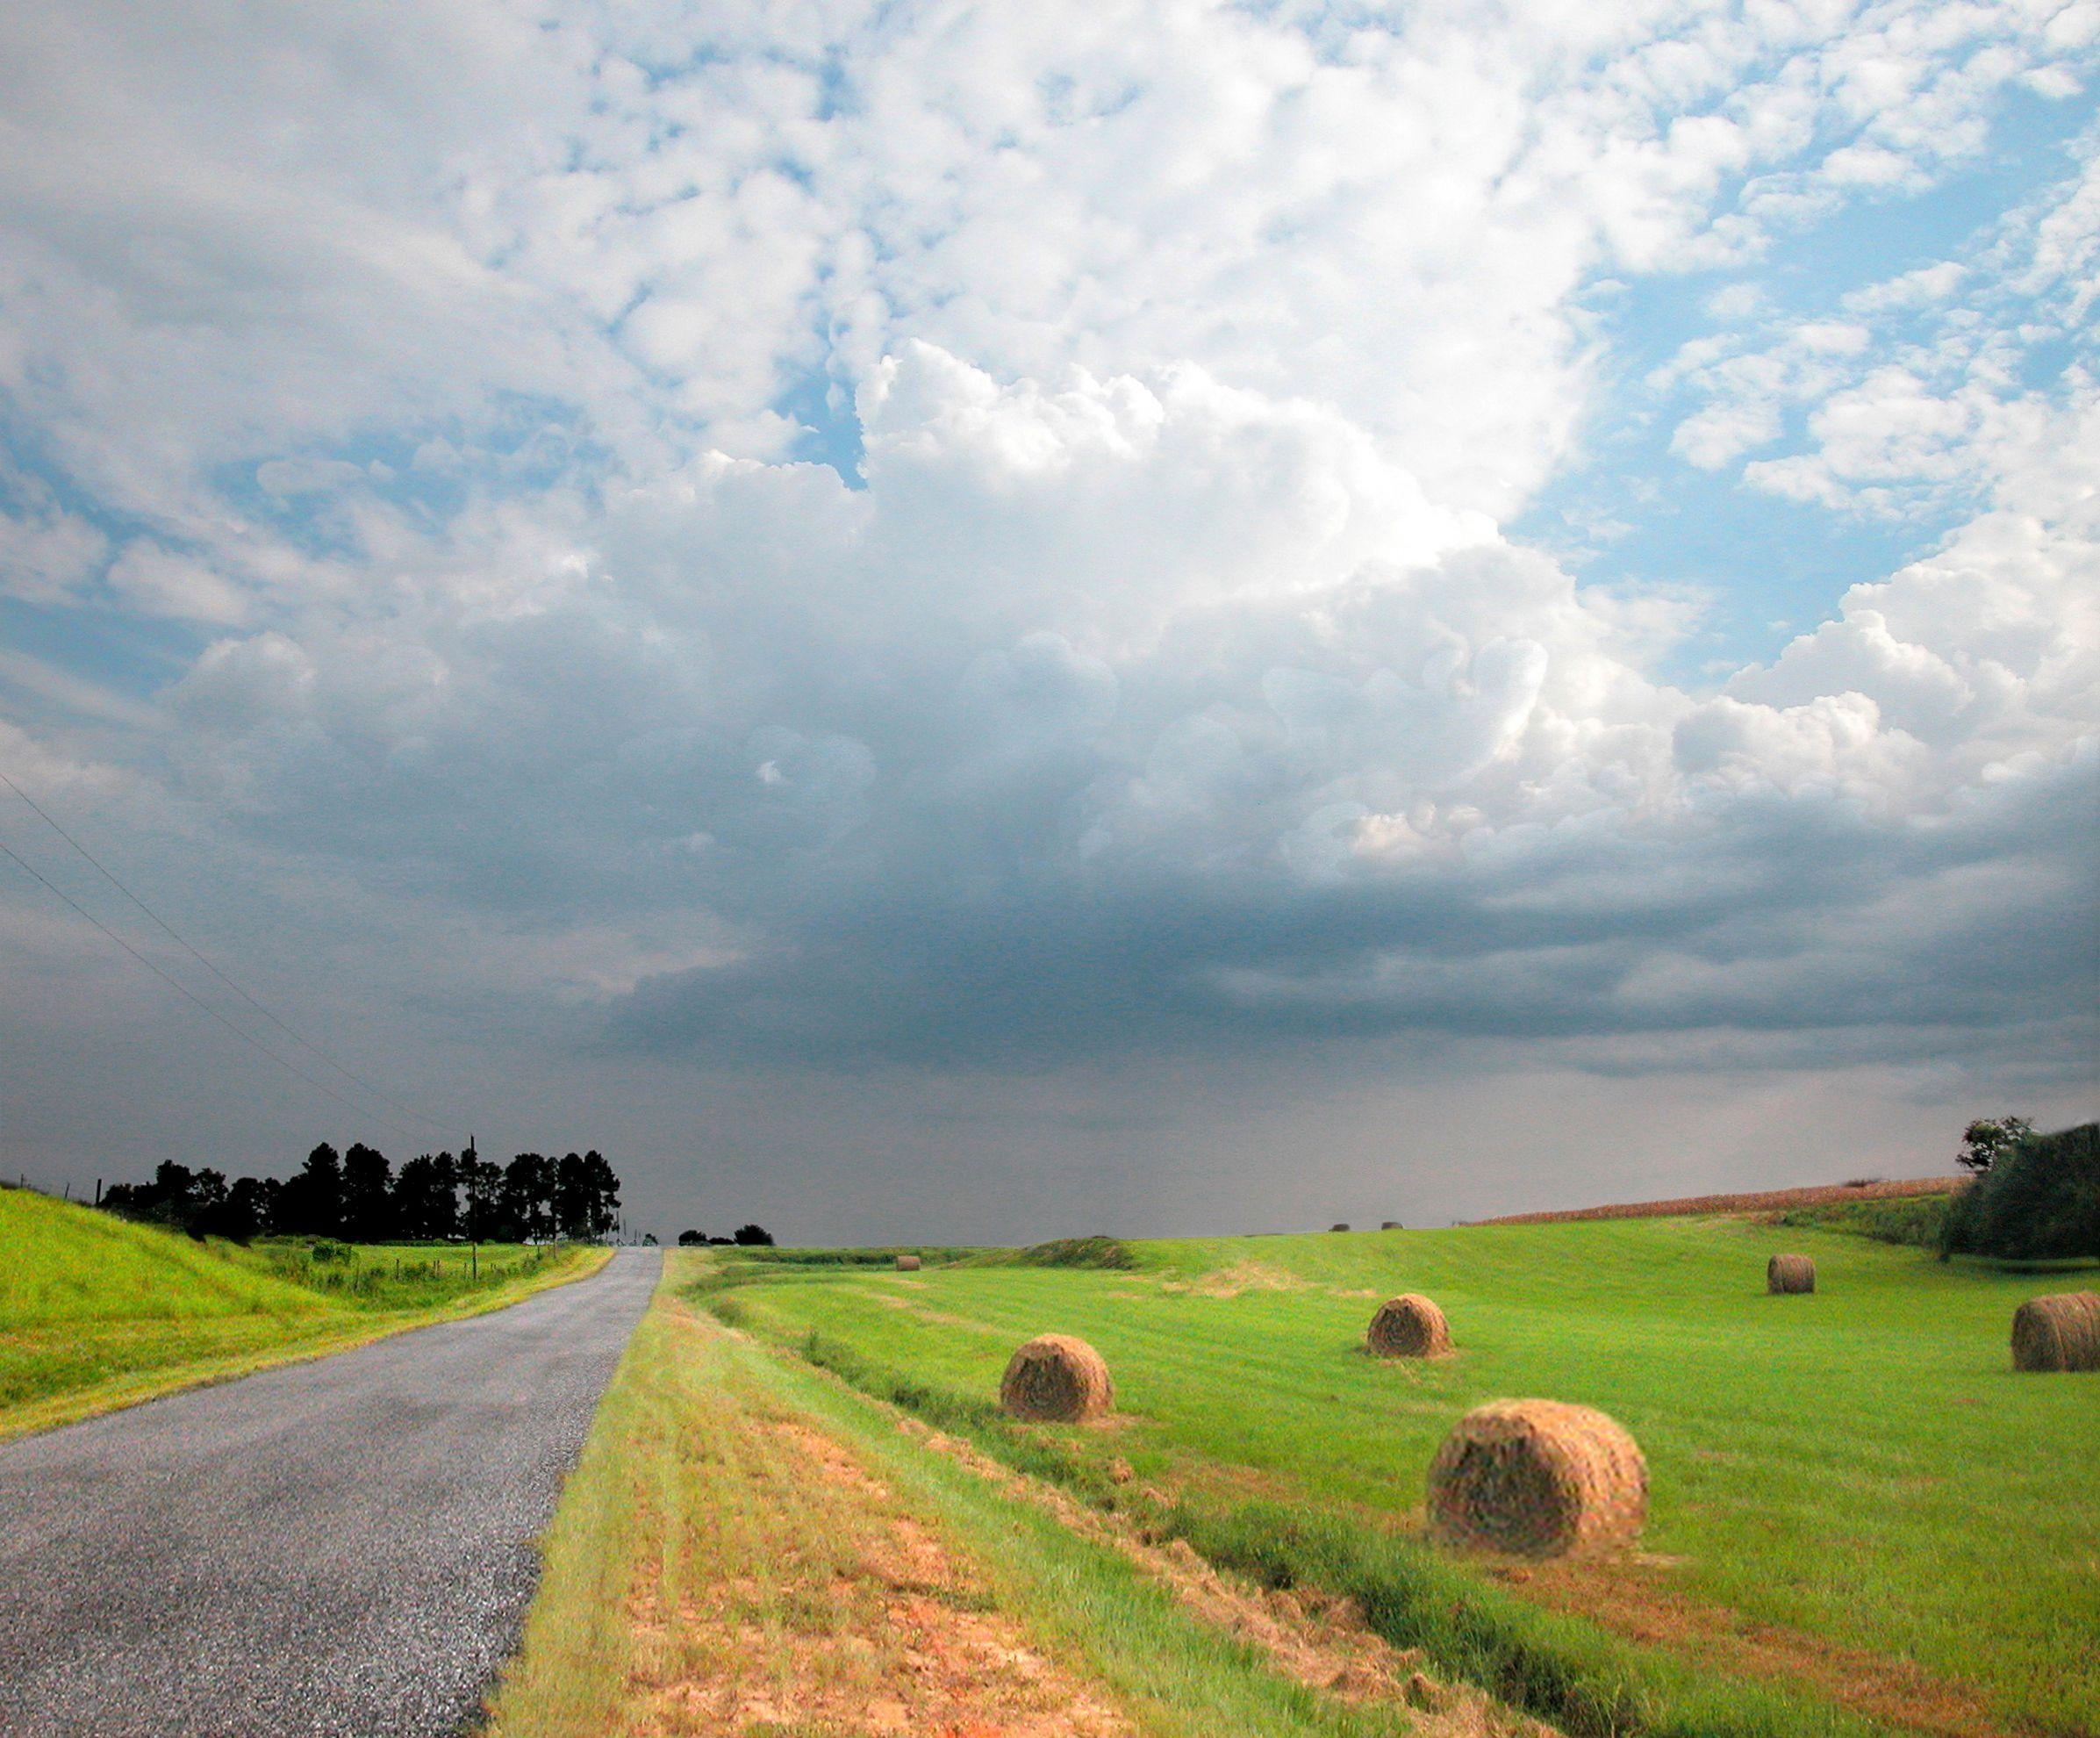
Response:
100,1143,622,1245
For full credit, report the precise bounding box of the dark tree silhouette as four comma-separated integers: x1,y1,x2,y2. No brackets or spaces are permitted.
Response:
555,1150,620,1240
276,1144,344,1238
104,1160,233,1239
97,1138,626,1247
733,1223,774,1246
458,1146,503,1242
220,1175,269,1241
501,1153,556,1242
555,1152,591,1240
393,1153,460,1240
340,1144,395,1241
427,1150,460,1239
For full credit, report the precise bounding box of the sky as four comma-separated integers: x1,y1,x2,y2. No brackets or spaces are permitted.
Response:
1,0,2095,1244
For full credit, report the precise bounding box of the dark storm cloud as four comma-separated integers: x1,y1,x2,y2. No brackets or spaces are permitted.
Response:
608,740,2098,1070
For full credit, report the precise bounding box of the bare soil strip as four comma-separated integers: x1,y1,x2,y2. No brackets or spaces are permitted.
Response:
878,1411,1554,1738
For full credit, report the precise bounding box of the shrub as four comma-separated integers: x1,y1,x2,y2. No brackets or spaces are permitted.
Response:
1780,1193,1951,1248
1012,1235,1137,1269
1941,1123,2100,1261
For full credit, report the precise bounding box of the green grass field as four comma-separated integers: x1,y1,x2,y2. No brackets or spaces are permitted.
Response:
0,1184,607,1440
491,1262,1498,1738
701,1217,2099,1737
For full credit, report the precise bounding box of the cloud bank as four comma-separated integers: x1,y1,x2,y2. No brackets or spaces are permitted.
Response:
2,0,2094,1233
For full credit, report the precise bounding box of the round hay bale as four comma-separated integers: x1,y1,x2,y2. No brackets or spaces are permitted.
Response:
1330,1222,1351,1232
2011,1291,2100,1373
1367,1294,1451,1359
1427,1399,1646,1558
1381,1220,1404,1231
894,1253,921,1271
1000,1333,1113,1422
1767,1253,1816,1294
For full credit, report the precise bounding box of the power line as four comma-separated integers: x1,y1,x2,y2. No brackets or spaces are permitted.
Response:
0,831,419,1141
0,770,463,1138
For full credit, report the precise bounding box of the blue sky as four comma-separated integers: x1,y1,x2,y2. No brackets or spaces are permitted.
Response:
1,1,2094,1239
1527,85,2095,677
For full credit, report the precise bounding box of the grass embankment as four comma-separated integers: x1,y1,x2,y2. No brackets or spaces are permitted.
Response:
0,1186,607,1440
702,1219,2098,1738
490,1255,1532,1738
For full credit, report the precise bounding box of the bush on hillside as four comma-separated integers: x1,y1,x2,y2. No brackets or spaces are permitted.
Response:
1779,1193,1953,1248
1014,1235,1137,1269
1940,1123,2100,1261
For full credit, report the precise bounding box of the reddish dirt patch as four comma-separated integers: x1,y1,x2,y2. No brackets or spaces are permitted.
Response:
628,1413,1133,1736
1478,1175,1962,1225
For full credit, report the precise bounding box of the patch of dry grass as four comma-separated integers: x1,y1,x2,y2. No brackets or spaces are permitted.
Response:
1166,1261,1308,1300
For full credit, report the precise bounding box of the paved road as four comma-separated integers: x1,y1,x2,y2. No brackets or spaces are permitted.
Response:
0,1247,659,1737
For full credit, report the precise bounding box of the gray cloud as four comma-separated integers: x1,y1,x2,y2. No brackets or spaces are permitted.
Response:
606,736,2096,1066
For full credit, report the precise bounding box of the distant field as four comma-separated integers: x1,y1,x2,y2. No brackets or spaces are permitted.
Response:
0,1186,607,1439
1479,1175,1963,1224
703,1218,2099,1737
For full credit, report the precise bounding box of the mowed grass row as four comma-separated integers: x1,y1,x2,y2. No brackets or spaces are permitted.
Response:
0,1186,607,1440
715,1217,2100,1736
493,1256,1493,1738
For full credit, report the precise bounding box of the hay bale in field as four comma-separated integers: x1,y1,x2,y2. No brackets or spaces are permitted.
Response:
1767,1253,1816,1294
2011,1291,2100,1372
1000,1333,1113,1422
1367,1293,1451,1358
1381,1220,1403,1230
1330,1222,1351,1232
1427,1399,1646,1557
894,1253,921,1271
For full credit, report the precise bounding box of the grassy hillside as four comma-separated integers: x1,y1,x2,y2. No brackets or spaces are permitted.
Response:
0,1185,607,1440
4,1184,328,1325
704,1218,2099,1737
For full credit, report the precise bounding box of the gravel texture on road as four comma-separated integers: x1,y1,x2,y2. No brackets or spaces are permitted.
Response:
0,1246,659,1737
